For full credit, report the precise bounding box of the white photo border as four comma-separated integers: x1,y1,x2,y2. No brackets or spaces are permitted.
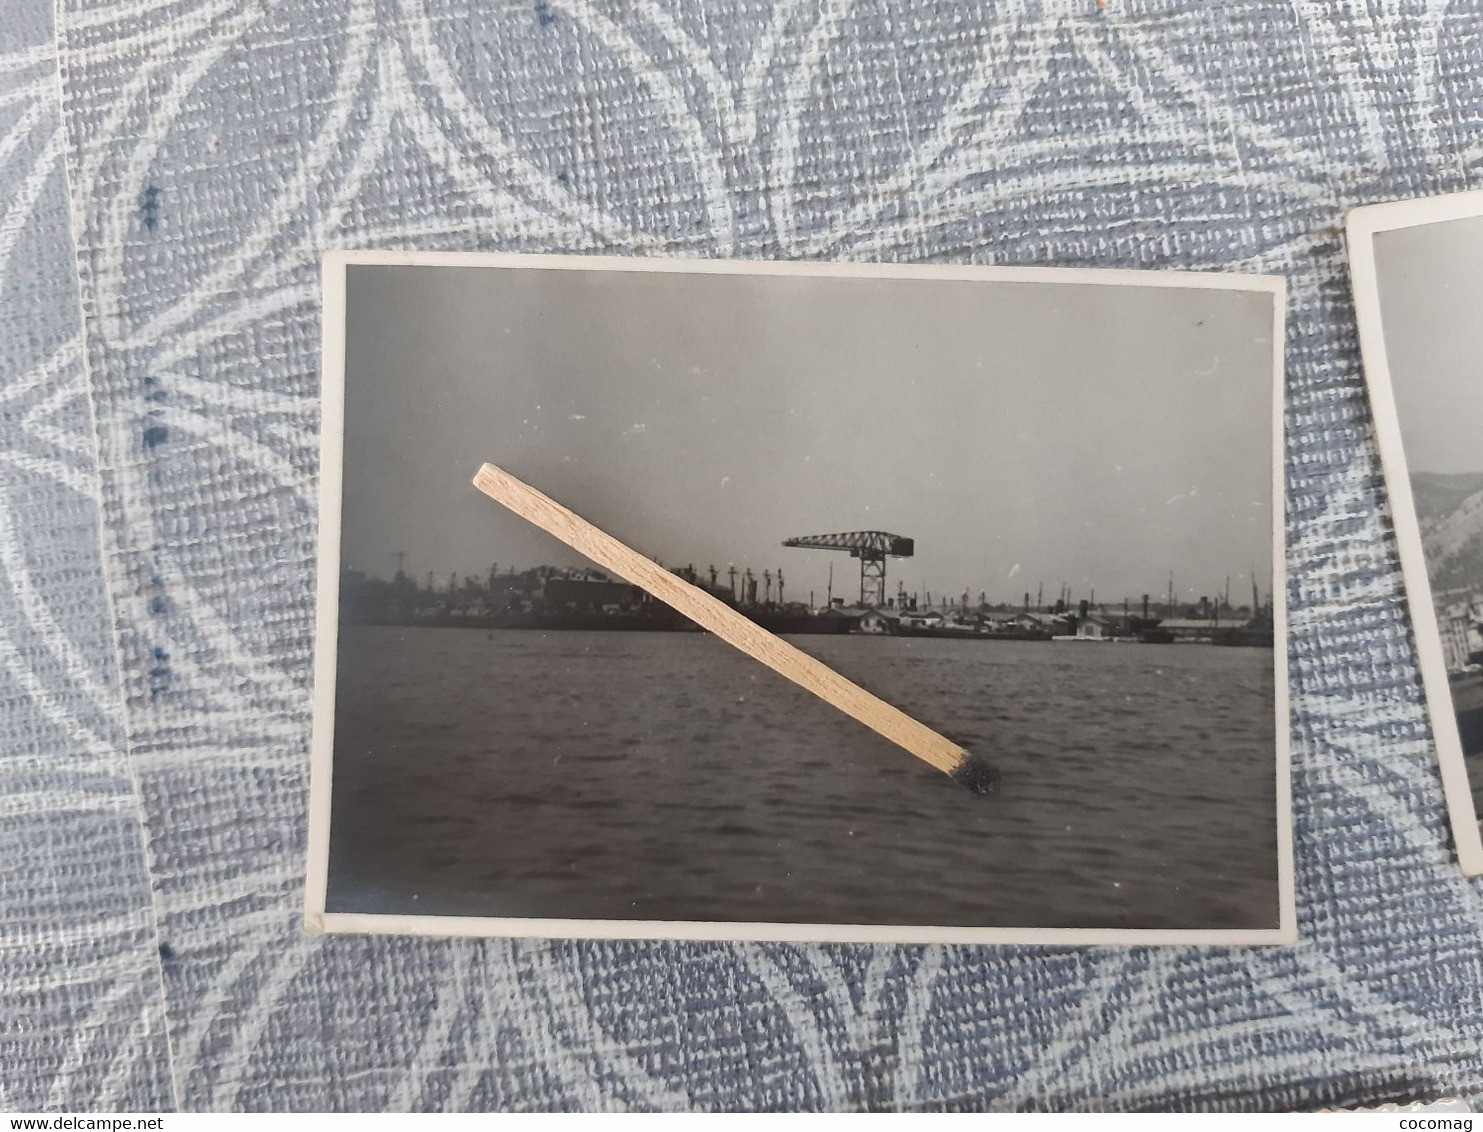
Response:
304,251,1296,944
1348,190,1483,877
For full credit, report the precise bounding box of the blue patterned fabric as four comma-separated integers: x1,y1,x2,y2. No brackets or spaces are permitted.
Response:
0,0,170,1109
4,0,1483,1111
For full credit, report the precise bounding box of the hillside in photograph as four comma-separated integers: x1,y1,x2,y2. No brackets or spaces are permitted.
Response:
1413,470,1483,597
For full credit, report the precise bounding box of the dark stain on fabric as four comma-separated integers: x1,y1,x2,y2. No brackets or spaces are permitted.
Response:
149,646,172,697
149,595,170,615
142,424,168,448
140,185,161,232
158,942,176,962
535,1,556,25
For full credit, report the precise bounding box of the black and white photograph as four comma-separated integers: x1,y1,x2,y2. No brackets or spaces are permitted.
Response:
1350,191,1483,877
306,253,1292,944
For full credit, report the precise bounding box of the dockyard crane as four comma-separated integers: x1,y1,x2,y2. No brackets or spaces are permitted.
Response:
781,530,915,607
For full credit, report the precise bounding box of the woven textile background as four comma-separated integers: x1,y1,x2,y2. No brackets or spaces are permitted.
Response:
0,0,169,1109
4,0,1483,1111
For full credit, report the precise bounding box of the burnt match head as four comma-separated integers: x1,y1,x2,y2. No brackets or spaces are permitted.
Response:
950,751,1001,796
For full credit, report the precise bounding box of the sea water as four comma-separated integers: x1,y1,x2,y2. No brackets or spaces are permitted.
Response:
327,626,1279,930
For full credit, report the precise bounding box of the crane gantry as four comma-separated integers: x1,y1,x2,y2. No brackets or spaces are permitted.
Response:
781,530,914,608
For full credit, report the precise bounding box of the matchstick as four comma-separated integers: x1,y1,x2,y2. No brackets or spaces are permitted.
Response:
472,463,999,795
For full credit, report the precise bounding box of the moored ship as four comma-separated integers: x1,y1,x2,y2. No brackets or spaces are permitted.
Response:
1450,669,1483,756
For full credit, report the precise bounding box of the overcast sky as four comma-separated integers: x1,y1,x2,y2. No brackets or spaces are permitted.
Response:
339,263,1275,606
1375,214,1483,477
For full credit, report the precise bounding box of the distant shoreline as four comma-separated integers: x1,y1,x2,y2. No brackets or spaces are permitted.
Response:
340,614,1274,647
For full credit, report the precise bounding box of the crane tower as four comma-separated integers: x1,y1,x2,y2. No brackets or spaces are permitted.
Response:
781,530,914,607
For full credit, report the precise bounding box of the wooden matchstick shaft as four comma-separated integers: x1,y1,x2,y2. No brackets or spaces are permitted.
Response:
472,462,972,780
